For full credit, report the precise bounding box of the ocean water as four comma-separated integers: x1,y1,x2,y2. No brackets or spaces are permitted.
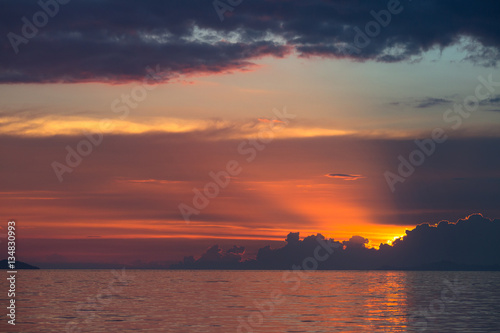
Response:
1,270,499,332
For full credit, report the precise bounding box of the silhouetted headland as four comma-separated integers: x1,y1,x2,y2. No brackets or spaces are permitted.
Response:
0,260,39,269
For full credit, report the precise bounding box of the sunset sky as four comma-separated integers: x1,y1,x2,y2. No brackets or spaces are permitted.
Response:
1,0,500,268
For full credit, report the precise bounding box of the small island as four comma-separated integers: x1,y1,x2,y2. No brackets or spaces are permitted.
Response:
0,259,39,269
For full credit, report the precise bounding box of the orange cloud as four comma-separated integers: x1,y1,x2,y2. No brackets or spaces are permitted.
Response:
257,118,284,123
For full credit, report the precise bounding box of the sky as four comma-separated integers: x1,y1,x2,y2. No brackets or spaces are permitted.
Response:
1,0,500,268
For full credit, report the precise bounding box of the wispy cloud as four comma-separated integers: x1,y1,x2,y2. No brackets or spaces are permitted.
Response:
389,97,453,109
325,173,365,181
480,95,500,106
115,178,185,185
0,114,356,139
415,97,452,109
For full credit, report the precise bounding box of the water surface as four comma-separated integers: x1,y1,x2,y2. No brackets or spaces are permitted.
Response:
1,270,499,332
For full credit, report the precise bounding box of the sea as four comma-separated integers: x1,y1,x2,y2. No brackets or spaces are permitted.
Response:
1,270,499,332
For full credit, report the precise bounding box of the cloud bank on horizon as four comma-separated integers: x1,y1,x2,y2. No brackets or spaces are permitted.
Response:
171,214,500,270
2,0,500,83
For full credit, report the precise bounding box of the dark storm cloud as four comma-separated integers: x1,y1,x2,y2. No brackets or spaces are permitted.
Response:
2,0,500,83
172,214,500,269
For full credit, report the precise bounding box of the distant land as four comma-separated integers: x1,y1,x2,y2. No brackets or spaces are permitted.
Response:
0,260,39,269
171,214,500,271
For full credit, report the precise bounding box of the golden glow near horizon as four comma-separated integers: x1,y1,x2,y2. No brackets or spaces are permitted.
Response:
1,174,413,248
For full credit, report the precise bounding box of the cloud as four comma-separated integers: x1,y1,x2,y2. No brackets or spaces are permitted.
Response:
171,244,246,269
480,95,500,108
0,115,228,136
343,235,370,249
480,95,500,113
415,97,452,109
390,97,453,109
172,214,500,270
325,173,365,181
383,214,500,268
0,113,355,138
115,178,184,185
488,96,500,104
257,118,284,124
460,38,500,67
2,0,500,83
